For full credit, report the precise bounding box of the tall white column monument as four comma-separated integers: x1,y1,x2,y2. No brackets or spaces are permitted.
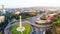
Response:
17,16,25,33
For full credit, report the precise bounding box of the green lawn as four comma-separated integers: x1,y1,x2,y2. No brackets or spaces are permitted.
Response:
9,24,30,34
0,31,2,34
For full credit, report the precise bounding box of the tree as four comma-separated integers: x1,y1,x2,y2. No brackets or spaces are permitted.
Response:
45,29,52,34
39,11,44,14
51,14,60,26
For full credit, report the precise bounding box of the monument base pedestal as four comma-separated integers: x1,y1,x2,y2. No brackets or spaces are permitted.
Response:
17,27,25,32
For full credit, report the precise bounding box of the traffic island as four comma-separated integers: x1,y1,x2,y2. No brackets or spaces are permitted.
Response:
9,24,31,34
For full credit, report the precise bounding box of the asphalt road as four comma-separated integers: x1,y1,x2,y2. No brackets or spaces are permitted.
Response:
4,13,52,34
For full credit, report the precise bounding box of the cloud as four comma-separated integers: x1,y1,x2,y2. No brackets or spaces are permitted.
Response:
0,0,60,8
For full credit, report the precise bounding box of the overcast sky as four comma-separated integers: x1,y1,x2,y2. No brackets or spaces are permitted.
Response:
0,0,60,8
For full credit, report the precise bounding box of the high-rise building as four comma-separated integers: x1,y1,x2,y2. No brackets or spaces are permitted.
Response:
1,5,6,14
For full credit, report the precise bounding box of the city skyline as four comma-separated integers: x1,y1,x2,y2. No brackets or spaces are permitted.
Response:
0,0,60,8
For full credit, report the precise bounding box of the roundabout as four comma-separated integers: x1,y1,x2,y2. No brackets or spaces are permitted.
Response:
9,24,31,34
9,16,31,34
